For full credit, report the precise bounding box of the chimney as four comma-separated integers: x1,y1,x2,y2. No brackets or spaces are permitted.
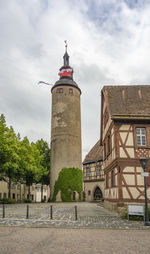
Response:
138,89,142,99
122,89,125,100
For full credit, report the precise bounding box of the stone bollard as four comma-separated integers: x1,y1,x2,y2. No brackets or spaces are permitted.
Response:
3,203,5,218
75,205,77,221
50,205,53,219
26,204,29,219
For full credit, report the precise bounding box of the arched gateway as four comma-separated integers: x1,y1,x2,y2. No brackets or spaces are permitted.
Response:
94,186,102,200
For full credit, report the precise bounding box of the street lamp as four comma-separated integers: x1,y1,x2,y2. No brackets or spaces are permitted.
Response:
140,157,150,226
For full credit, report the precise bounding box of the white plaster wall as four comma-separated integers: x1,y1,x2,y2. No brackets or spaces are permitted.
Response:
123,174,135,185
137,175,144,185
123,167,135,173
122,187,130,199
119,125,131,131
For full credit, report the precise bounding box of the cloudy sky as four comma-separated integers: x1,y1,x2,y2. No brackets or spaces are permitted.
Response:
1,0,150,159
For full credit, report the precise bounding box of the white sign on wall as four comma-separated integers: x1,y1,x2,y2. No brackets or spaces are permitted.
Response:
141,172,149,177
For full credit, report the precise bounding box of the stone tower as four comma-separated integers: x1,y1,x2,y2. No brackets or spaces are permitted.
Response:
50,45,82,200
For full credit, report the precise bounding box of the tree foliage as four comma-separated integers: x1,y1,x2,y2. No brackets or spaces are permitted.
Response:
0,114,50,199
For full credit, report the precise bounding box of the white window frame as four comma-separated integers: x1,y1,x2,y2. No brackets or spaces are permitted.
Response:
136,128,146,146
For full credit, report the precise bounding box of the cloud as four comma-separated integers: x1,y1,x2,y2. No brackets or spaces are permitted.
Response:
0,0,150,160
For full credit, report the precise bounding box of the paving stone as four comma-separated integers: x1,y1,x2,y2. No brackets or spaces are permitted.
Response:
0,202,149,230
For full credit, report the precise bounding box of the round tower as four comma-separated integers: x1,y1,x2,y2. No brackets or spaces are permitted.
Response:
50,44,82,200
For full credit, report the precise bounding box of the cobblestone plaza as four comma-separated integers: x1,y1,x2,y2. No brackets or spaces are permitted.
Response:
0,202,149,230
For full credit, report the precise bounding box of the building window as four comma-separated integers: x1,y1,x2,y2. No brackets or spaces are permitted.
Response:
86,167,90,177
17,184,21,190
106,174,109,188
96,166,100,176
56,88,63,93
107,134,111,154
3,193,7,198
111,170,115,187
69,88,73,94
12,193,15,199
11,183,16,189
104,142,106,158
88,190,91,196
136,128,146,146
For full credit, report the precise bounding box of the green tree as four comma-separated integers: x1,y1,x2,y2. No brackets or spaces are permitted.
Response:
36,139,50,201
18,137,40,199
0,115,20,198
0,114,51,201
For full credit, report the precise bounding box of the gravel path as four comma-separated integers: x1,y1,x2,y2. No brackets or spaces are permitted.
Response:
0,227,150,254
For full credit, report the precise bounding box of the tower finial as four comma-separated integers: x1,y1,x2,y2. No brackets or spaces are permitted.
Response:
64,40,67,52
63,40,69,66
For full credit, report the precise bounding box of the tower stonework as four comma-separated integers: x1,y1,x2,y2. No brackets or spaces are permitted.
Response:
50,48,82,200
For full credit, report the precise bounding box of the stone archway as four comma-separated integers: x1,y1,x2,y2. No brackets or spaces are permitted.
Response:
93,186,102,200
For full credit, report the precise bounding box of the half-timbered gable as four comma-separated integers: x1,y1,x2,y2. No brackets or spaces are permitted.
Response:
83,140,104,201
101,85,150,212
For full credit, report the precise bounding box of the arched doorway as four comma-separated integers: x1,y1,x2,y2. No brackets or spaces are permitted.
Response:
94,186,102,200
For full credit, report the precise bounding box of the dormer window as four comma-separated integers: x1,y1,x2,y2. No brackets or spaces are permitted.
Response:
136,128,146,146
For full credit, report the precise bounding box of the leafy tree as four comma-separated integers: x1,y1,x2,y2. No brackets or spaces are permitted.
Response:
0,114,51,201
0,115,20,198
36,139,50,200
18,137,40,199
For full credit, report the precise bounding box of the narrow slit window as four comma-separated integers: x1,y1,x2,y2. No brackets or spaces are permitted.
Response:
69,88,73,94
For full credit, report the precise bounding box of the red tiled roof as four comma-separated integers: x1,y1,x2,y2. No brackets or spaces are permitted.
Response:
102,85,150,118
83,140,103,164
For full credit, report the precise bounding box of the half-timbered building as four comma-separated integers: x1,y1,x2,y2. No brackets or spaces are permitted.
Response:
101,85,150,213
83,140,104,201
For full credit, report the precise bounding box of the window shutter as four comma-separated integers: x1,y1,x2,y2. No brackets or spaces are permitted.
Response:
146,127,150,147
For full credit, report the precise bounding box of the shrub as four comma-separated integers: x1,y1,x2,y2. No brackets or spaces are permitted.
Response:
24,199,32,203
52,167,83,202
0,198,16,204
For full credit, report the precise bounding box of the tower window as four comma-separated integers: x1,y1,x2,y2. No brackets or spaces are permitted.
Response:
56,88,63,93
69,88,73,94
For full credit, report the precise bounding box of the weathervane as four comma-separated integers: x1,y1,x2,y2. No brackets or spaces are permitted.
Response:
38,81,53,86
64,40,67,52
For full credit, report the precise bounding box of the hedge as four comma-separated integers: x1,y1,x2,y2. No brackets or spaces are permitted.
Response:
52,167,83,202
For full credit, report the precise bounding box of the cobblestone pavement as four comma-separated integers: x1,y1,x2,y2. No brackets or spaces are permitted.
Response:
0,202,149,230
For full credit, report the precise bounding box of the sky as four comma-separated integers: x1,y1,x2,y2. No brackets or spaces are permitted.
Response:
1,0,150,160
